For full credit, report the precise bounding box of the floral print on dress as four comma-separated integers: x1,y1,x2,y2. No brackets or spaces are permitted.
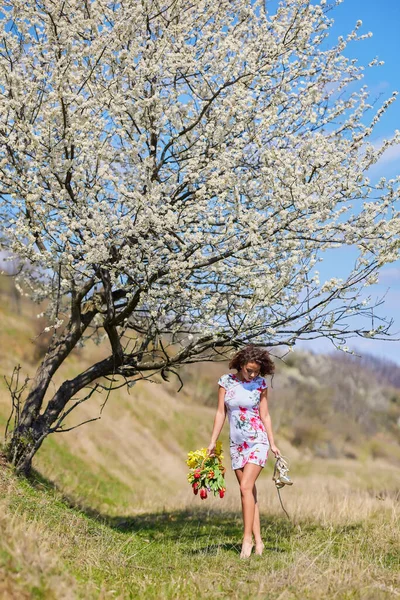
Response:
218,373,270,470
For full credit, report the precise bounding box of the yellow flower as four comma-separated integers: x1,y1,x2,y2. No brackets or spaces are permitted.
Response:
186,452,196,468
186,447,208,467
186,446,224,470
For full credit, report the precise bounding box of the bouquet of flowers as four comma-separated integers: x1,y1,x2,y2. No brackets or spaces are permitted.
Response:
186,441,226,500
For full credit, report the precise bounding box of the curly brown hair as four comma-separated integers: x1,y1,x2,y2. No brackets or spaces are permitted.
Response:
229,345,275,377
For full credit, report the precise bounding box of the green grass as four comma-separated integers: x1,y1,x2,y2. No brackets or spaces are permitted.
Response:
1,466,399,600
34,435,140,514
1,294,400,599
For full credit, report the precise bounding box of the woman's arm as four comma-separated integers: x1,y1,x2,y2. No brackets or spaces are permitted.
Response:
207,386,227,455
259,388,281,457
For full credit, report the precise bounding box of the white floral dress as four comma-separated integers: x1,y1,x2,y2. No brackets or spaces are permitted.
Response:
218,373,270,470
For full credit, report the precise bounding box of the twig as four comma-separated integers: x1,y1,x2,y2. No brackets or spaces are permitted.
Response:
4,365,30,441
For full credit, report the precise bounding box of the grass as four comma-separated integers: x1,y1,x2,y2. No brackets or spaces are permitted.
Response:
34,438,137,513
1,462,399,600
1,378,400,599
0,294,400,599
1,380,400,599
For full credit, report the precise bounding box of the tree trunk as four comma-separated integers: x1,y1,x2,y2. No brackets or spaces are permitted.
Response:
6,354,119,475
5,300,100,474
6,414,49,476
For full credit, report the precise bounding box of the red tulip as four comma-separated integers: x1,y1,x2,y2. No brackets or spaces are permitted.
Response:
200,488,208,500
194,469,201,479
219,488,225,499
192,482,199,495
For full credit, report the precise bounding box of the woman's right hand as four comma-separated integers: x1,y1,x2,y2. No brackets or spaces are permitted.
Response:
207,443,216,456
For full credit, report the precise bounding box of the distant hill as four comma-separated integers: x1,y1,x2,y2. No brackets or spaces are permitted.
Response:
329,351,400,389
269,350,400,461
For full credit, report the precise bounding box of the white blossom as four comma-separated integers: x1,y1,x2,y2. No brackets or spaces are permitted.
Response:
0,0,398,361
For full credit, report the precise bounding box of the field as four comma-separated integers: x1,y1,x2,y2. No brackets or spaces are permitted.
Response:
0,291,399,599
1,459,399,599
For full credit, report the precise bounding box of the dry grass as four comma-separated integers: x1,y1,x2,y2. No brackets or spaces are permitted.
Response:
0,294,399,598
0,469,77,599
0,461,399,600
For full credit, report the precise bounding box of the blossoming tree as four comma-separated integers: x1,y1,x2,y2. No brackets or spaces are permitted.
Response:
1,0,399,473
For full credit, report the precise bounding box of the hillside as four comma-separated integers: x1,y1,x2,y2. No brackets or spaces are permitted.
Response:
0,284,399,598
1,284,400,509
0,294,224,513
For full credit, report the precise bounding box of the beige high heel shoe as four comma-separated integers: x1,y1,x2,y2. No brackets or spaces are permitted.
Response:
272,456,293,488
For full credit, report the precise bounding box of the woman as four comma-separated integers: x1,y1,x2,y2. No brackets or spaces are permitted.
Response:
207,345,280,559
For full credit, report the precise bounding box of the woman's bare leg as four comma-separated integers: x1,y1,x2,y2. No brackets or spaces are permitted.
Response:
235,463,263,558
251,486,264,554
235,469,262,545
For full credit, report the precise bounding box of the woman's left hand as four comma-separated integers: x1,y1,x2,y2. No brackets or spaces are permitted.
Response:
270,444,281,458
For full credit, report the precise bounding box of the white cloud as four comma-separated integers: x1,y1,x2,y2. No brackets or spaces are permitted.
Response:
378,266,400,285
372,143,400,168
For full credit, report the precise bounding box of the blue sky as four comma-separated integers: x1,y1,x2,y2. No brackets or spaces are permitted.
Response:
297,0,400,364
1,1,399,363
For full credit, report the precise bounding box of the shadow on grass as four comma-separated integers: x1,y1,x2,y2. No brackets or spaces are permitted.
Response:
188,542,240,555
187,542,288,556
27,467,295,554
